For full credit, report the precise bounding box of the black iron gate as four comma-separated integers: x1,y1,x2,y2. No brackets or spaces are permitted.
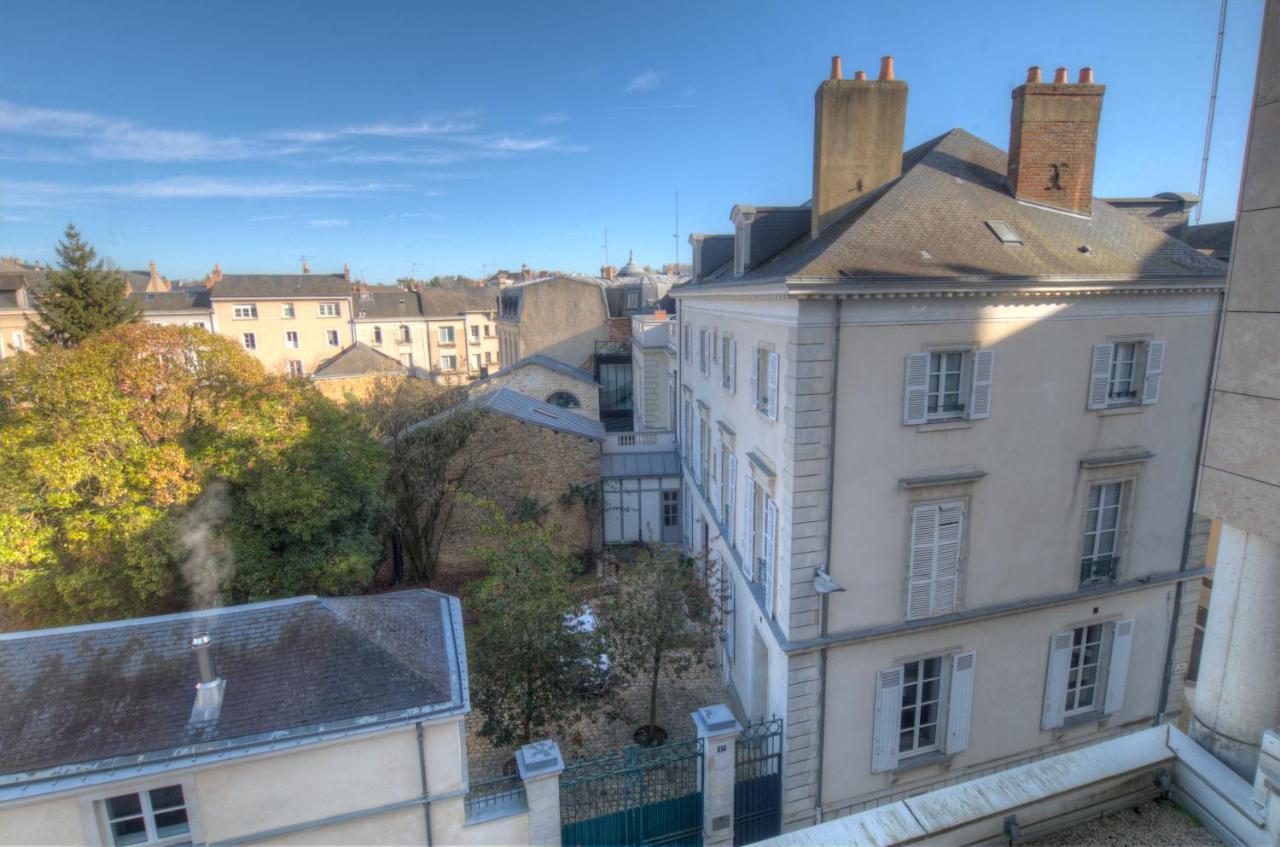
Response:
734,719,783,845
560,737,704,847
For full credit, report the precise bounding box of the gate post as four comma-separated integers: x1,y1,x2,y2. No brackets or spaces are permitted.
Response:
517,739,565,847
693,704,743,846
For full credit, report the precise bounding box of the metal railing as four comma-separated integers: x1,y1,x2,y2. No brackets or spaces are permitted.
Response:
604,431,676,452
463,773,527,823
1080,555,1118,586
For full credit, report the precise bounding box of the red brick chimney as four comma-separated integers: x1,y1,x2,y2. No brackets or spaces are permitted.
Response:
601,265,617,280
206,263,222,287
1007,65,1105,216
811,55,909,237
343,263,350,282
302,259,310,274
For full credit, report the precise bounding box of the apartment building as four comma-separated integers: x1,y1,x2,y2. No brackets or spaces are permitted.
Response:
0,269,38,357
206,266,354,376
352,284,498,383
672,58,1226,828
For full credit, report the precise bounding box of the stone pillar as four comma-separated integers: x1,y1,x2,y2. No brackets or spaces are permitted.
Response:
1191,525,1280,778
517,739,565,847
693,704,743,847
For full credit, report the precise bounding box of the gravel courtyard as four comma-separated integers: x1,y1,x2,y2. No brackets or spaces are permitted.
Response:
1027,799,1222,846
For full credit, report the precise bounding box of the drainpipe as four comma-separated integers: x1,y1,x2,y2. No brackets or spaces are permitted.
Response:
813,298,843,824
416,722,434,847
1156,285,1225,724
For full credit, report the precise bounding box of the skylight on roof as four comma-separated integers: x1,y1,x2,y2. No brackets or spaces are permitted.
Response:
986,220,1022,244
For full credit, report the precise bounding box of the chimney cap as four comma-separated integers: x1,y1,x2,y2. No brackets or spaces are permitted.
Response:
1026,66,1042,83
1053,67,1069,84
853,70,867,81
1078,66,1095,84
830,56,843,80
878,56,895,81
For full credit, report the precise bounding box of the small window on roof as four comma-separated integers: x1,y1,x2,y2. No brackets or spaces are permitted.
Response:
986,220,1022,244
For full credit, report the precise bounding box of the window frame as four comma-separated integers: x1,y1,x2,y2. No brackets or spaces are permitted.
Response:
232,304,257,320
287,359,304,377
1107,341,1141,405
440,354,458,371
439,325,455,344
91,781,197,847
1080,480,1128,585
318,302,340,318
284,330,299,349
1063,623,1109,718
926,350,968,421
241,331,256,350
324,329,340,348
904,497,966,620
281,303,296,319
897,654,950,759
399,325,412,343
372,325,383,346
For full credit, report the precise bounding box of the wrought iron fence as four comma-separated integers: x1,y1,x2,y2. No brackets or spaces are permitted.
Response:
735,718,783,846
464,773,527,823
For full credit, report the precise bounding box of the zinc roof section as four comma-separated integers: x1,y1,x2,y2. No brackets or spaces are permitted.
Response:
209,274,350,299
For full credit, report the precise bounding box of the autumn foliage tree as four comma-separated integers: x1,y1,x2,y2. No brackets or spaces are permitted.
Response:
0,324,386,629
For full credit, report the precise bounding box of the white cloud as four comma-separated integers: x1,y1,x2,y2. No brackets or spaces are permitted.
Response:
308,218,350,228
541,113,570,124
624,70,666,93
1,177,404,205
1,214,33,223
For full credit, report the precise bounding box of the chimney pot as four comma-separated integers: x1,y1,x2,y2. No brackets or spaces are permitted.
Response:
191,634,216,683
343,263,350,282
1078,66,1094,84
830,56,842,80
878,56,895,81
1026,66,1042,83
1054,67,1069,84
853,70,867,81
189,634,225,724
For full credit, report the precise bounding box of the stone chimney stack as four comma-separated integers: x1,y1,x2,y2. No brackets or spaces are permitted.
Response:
343,263,350,282
1006,65,1105,216
206,263,222,287
811,55,909,238
302,259,310,274
601,265,617,281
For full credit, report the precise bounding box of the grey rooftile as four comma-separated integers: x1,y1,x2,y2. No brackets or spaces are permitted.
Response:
479,353,599,387
0,591,465,785
312,342,408,378
129,289,211,312
209,274,351,299
474,387,605,441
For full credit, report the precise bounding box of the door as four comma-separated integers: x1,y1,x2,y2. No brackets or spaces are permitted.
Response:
661,490,680,544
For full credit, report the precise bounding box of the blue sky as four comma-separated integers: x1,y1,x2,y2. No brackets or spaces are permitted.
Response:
0,0,1265,282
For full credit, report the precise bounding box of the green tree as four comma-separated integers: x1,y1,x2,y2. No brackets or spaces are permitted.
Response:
0,324,386,629
605,549,720,745
467,508,596,748
30,224,140,348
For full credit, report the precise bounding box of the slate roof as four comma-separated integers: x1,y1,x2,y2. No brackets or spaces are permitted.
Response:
483,353,600,386
129,289,211,313
312,342,408,379
209,274,350,299
1182,221,1234,261
419,286,496,317
354,286,424,320
602,451,681,478
473,387,605,440
0,591,468,800
693,130,1227,288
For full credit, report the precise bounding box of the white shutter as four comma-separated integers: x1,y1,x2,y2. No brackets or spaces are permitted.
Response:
742,475,755,569
904,353,930,425
1088,343,1114,410
750,347,759,409
933,502,963,614
1042,631,1074,730
946,652,976,754
763,497,777,619
727,453,737,540
1103,619,1135,714
710,438,721,512
767,351,780,421
969,350,994,420
872,667,903,773
1141,341,1165,405
692,421,701,485
725,578,736,662
728,339,737,393
906,505,938,620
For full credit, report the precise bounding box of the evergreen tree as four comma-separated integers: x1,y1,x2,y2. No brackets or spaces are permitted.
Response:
30,224,140,348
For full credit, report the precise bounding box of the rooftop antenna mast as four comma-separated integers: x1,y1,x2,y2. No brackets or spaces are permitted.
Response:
1196,0,1229,224
673,191,680,270
602,228,610,268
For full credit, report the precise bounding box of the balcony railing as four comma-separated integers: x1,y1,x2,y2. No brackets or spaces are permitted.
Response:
464,773,527,823
1080,555,1118,586
604,431,676,453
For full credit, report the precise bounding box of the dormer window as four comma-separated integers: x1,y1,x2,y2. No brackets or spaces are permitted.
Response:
732,207,757,277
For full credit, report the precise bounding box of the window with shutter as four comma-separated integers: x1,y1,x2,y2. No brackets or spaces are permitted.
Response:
766,351,779,421
1042,631,1074,729
872,667,904,773
726,453,737,541
946,652,976,754
709,437,721,512
728,339,737,393
750,347,759,410
903,353,930,425
725,579,736,662
969,350,995,419
1088,343,1116,410
906,501,963,620
763,497,777,619
1141,341,1165,405
1103,619,1134,714
742,475,755,569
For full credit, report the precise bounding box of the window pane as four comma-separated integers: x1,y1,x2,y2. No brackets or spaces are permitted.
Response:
1078,686,1095,708
153,809,190,839
920,701,938,726
899,729,914,752
110,817,148,847
903,662,918,684
106,794,142,820
900,706,915,730
921,679,939,703
149,785,184,811
923,657,942,678
918,723,937,747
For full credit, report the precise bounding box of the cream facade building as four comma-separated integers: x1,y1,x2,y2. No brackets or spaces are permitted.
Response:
673,59,1226,828
352,285,499,384
0,592,530,847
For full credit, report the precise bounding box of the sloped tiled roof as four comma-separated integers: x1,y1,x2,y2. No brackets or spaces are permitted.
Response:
1182,221,1234,260
473,387,605,440
354,286,424,320
695,130,1227,288
209,274,350,299
312,342,408,379
0,591,468,799
129,289,211,313
419,286,497,318
481,353,599,387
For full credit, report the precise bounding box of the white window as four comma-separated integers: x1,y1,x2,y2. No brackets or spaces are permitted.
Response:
720,446,736,535
872,652,975,772
1081,482,1125,584
400,325,412,343
762,493,777,619
373,326,383,345
101,784,190,846
626,289,640,310
241,332,256,350
233,304,257,319
287,360,304,377
683,323,692,362
284,330,299,349
1042,619,1133,729
699,415,710,487
721,336,736,392
12,331,25,352
485,351,493,364
439,326,455,344
750,347,779,421
400,353,412,368
441,354,457,370
325,329,339,347
282,303,296,319
1087,340,1165,410
472,353,482,369
471,325,480,340
318,302,340,317
903,350,994,425
906,501,963,620
699,329,709,374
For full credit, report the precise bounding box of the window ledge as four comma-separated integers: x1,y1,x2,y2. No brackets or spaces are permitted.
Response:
916,420,973,433
899,469,987,489
1096,405,1144,417
891,750,955,776
1080,450,1153,469
1061,711,1107,730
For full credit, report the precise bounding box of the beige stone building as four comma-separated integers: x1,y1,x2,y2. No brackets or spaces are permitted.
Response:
0,591,531,846
477,353,602,420
0,269,38,357
312,341,410,400
673,58,1225,828
352,284,499,385
207,268,354,376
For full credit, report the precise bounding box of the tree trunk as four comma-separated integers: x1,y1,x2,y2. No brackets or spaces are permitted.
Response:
648,644,663,732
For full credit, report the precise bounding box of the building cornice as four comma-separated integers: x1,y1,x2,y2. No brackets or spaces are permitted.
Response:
674,276,1225,301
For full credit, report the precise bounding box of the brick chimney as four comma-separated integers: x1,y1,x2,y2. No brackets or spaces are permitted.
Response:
600,265,617,280
302,258,310,274
1006,66,1105,216
811,55,909,237
343,263,350,282
206,263,222,287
